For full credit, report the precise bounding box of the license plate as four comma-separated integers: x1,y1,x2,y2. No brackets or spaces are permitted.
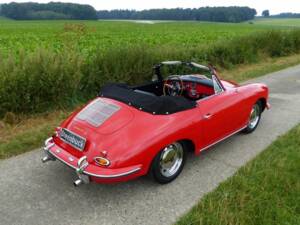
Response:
59,128,86,151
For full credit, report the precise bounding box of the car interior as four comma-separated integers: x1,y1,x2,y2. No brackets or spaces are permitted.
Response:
132,74,215,101
99,62,222,115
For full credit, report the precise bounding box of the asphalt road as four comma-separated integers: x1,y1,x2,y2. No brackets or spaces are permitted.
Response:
1,65,300,225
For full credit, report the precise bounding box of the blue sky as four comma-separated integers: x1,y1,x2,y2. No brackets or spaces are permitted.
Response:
0,0,299,15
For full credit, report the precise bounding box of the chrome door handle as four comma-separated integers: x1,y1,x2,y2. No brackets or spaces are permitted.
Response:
203,113,213,119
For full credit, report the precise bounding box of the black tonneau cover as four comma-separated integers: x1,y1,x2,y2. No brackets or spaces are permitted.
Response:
99,83,196,115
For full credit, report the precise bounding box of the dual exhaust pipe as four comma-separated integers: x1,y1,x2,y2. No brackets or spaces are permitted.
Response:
74,173,90,187
41,154,56,163
42,154,87,187
74,179,84,187
42,139,89,187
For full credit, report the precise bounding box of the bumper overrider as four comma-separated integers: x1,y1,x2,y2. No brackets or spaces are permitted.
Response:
42,137,142,186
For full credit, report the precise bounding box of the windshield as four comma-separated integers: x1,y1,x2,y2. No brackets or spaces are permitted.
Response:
152,61,215,83
158,63,213,81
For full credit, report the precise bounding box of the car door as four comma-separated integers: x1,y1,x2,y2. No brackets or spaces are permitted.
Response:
197,78,247,149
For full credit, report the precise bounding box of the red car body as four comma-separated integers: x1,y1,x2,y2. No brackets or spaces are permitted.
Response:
42,62,270,185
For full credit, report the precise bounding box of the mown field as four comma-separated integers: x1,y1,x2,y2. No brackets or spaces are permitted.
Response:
253,18,300,27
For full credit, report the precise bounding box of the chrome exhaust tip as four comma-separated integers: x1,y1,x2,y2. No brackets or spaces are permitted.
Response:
42,155,53,163
74,179,83,187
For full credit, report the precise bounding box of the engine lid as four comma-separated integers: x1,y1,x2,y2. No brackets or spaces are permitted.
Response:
72,98,134,135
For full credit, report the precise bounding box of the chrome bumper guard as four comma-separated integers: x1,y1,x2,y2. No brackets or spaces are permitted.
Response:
41,138,56,163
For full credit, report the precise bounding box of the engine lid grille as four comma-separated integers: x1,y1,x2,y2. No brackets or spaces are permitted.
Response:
76,99,120,127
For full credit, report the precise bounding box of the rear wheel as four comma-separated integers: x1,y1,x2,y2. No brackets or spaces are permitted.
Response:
151,142,186,184
243,101,262,134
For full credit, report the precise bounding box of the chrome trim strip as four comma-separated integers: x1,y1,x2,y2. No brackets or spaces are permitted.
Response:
83,167,141,178
196,91,224,104
160,61,210,71
189,62,210,71
199,125,247,152
48,149,141,179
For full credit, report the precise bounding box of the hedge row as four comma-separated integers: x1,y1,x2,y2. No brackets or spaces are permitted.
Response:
1,30,300,116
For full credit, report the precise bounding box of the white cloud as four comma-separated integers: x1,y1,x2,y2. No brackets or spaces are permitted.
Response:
0,0,299,15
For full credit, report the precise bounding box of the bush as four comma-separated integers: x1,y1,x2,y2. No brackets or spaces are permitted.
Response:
0,49,84,115
1,30,300,117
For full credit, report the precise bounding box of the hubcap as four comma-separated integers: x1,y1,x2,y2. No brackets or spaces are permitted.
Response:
159,142,183,178
248,104,260,129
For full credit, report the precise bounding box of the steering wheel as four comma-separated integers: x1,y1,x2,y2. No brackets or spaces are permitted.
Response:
163,75,184,96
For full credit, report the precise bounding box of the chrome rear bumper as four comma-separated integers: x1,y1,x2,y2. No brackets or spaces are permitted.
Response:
42,137,141,186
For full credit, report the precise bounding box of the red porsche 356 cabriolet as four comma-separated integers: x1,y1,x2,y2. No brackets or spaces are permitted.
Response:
42,61,270,186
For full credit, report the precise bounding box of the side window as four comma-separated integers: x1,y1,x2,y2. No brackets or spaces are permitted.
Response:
212,76,223,94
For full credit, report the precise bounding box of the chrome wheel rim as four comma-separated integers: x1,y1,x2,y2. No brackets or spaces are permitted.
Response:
248,104,260,129
159,142,184,178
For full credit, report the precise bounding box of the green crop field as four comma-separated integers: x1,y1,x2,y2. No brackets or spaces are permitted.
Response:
0,20,276,57
253,18,300,27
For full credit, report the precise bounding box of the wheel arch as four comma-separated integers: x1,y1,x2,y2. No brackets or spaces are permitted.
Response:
179,139,196,153
146,138,196,174
257,97,267,112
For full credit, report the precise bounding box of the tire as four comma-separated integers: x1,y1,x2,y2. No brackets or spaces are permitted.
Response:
151,141,187,184
243,101,262,134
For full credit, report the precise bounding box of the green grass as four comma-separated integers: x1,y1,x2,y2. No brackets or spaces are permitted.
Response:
176,124,300,225
253,18,300,27
0,16,9,20
0,123,57,158
222,53,300,82
0,111,69,159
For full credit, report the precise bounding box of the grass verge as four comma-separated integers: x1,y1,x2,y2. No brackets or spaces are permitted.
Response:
0,111,69,159
221,53,300,82
176,124,300,225
1,53,300,159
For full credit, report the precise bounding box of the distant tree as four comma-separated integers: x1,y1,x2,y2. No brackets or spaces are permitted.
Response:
1,2,97,20
97,7,257,23
262,10,270,17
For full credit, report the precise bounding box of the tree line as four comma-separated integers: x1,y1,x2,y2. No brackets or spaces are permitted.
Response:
97,7,257,23
0,2,97,20
261,10,300,18
271,13,300,18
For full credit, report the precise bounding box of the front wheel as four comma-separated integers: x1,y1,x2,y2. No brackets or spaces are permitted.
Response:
243,102,262,134
151,142,186,184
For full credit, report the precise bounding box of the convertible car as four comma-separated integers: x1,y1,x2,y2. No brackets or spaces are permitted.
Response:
42,61,270,186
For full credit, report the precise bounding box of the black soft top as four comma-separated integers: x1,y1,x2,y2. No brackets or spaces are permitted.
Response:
99,83,196,115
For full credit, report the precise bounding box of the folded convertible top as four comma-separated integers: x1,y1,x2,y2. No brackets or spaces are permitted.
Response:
99,83,196,115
